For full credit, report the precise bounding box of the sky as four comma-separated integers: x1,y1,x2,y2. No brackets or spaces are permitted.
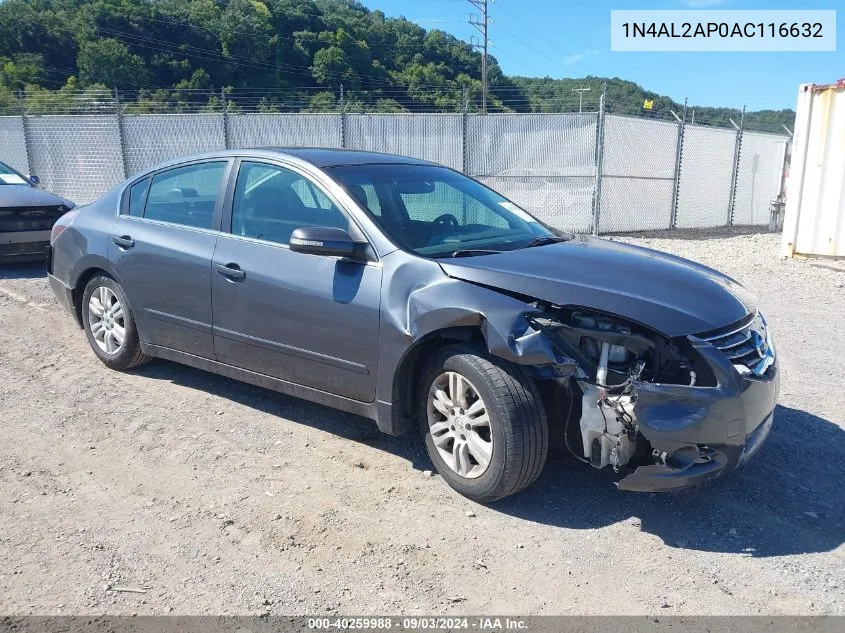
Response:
359,0,843,111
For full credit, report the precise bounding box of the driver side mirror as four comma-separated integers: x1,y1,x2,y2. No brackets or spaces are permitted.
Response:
290,226,363,259
27,174,40,186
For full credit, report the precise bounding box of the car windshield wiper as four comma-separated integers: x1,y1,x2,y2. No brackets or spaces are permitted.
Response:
449,248,505,258
522,235,572,249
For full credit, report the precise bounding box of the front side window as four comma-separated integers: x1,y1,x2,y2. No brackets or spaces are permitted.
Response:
230,161,348,246
327,164,555,257
143,162,226,229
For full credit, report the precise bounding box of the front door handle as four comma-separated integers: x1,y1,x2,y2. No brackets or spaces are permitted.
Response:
111,235,134,248
216,263,246,281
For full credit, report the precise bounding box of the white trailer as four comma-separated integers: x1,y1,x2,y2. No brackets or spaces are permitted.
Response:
782,79,845,258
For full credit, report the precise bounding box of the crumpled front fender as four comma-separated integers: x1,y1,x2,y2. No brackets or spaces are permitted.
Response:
404,276,560,366
374,255,567,433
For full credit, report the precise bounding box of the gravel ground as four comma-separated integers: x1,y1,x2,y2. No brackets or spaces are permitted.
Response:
0,231,842,616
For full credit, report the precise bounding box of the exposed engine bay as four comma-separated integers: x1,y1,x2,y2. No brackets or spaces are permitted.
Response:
526,303,716,472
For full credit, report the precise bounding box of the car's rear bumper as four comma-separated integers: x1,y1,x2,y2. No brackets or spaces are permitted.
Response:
0,230,50,261
616,345,779,493
48,270,78,324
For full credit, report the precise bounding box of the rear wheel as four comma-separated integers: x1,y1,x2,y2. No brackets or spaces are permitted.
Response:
81,274,151,370
418,345,548,502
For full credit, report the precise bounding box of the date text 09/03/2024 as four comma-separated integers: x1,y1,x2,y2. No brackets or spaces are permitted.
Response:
308,617,527,630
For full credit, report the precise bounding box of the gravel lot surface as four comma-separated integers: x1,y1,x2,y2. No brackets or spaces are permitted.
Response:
0,231,842,616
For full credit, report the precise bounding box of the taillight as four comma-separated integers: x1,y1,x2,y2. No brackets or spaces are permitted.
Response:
50,209,79,244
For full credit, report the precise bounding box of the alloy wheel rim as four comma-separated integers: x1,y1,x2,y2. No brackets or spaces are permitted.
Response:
88,286,125,355
427,371,493,479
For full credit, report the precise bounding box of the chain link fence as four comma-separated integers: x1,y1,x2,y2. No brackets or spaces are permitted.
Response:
122,114,226,176
732,131,790,226
347,114,463,172
24,115,124,204
675,125,737,229
228,114,342,150
598,115,678,232
466,113,597,233
0,116,28,175
0,93,789,231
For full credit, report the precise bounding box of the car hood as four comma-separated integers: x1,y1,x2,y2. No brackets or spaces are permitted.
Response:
0,185,73,209
437,235,756,337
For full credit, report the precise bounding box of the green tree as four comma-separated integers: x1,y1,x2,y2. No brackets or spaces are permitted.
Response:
311,46,352,87
0,53,47,91
77,39,149,88
0,0,796,126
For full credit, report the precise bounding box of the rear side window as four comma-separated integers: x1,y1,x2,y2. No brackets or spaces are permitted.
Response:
127,178,150,217
144,162,227,229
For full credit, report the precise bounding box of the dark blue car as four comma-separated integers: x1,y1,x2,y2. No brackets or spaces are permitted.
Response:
0,160,74,261
47,149,778,501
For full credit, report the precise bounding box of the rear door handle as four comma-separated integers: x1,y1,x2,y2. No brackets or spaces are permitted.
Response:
216,263,246,281
111,235,134,248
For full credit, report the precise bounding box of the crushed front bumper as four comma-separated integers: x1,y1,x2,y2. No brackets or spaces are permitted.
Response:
616,342,779,493
0,230,51,261
618,411,774,492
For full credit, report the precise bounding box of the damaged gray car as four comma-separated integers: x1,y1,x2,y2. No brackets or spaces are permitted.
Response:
46,149,779,502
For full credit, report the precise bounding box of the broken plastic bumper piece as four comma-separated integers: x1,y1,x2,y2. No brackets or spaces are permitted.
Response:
618,411,775,492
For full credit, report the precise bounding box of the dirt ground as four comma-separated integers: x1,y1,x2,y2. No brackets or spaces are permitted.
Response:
0,231,842,616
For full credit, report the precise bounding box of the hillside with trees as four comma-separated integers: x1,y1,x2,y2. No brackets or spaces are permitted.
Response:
512,76,794,132
0,0,794,131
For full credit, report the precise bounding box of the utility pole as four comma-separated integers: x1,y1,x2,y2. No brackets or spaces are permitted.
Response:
572,86,590,113
468,0,489,114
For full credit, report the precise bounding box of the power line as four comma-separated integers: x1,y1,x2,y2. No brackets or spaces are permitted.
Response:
94,27,403,88
494,1,601,77
123,11,464,51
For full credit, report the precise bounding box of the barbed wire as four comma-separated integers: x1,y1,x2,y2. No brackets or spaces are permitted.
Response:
0,87,790,134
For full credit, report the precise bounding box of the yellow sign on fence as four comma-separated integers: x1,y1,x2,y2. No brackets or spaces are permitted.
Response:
643,99,654,110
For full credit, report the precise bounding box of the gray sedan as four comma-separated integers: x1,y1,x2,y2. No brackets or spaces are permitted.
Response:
0,161,75,261
46,148,778,501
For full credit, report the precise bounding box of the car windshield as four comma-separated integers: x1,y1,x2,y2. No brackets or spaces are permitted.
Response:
326,164,563,257
0,161,29,186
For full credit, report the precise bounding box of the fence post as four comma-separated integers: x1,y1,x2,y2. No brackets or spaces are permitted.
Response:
339,84,348,149
591,85,607,235
669,97,687,229
221,87,230,149
114,88,129,179
461,87,469,174
17,90,33,177
727,105,745,226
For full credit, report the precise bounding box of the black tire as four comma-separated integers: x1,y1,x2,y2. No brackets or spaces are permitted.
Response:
417,344,548,503
81,274,151,370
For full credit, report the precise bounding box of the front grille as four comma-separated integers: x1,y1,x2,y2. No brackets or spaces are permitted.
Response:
697,312,774,377
0,240,49,257
0,205,65,232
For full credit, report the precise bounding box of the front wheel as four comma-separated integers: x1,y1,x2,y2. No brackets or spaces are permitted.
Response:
418,345,548,502
81,274,151,370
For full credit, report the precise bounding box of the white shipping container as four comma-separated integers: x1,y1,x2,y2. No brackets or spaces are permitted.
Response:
782,80,845,257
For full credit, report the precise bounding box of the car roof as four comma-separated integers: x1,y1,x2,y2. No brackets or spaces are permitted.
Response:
128,148,438,184
263,147,435,168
